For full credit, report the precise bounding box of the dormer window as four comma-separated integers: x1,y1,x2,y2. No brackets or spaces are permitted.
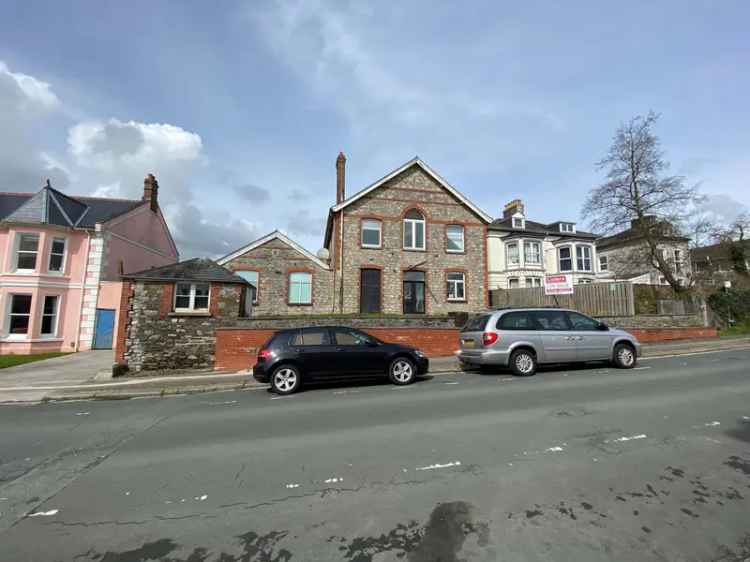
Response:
512,213,525,229
559,223,576,233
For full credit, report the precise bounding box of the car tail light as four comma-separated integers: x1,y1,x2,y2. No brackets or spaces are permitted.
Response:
482,332,498,346
257,349,272,361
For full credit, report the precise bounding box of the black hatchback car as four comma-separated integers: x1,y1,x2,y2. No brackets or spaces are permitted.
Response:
253,326,430,394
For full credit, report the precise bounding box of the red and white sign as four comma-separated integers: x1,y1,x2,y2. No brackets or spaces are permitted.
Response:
544,274,573,295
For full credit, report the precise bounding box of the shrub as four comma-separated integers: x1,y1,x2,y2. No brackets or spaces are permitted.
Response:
708,288,750,324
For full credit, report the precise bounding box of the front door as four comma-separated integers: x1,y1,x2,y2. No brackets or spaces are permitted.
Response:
360,269,381,314
403,271,426,314
93,308,115,349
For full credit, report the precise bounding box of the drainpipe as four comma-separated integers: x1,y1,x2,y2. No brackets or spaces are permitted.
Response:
339,211,344,313
74,229,92,352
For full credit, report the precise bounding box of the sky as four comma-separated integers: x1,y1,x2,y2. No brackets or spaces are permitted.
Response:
0,0,748,258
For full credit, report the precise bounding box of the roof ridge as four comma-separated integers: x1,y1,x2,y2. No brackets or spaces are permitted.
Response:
0,190,142,204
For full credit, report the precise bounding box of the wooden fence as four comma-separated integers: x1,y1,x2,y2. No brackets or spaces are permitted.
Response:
489,282,635,317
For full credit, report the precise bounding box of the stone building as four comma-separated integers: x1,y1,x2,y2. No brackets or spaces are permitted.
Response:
217,230,334,315
116,258,251,372
323,155,492,314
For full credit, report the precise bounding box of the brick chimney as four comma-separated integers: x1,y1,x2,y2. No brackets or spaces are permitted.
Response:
336,152,346,204
143,174,159,212
503,198,524,219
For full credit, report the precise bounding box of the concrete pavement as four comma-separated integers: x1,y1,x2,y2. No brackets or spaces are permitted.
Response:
0,348,749,560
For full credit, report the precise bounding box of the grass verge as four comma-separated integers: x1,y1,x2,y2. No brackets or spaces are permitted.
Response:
719,320,750,338
0,352,70,369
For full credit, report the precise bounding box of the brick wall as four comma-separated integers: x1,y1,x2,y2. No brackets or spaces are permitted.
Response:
628,327,717,343
334,165,488,315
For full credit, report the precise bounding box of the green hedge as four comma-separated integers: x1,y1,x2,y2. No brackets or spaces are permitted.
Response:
708,288,750,323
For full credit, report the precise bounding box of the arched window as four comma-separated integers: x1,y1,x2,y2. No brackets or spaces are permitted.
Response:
403,209,425,250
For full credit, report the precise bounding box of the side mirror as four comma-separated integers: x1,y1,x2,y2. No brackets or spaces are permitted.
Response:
596,322,609,331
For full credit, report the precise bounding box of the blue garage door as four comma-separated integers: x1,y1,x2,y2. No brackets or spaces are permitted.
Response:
93,308,115,349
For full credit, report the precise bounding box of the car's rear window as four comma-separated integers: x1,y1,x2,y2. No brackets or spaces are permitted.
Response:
290,328,330,346
462,314,490,332
497,311,536,330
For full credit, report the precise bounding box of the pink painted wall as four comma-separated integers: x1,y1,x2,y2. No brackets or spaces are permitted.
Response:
101,205,178,280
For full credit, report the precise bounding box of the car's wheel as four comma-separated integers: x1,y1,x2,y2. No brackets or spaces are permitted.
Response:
509,349,537,377
612,343,637,369
389,357,416,385
271,364,302,394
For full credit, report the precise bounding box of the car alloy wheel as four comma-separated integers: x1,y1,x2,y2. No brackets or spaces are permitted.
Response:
614,344,636,368
509,349,537,377
390,358,415,385
272,366,300,394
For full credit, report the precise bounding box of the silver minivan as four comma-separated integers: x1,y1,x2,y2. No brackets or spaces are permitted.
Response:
457,308,641,376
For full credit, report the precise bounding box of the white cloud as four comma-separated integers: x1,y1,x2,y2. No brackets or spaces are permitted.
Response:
0,61,60,111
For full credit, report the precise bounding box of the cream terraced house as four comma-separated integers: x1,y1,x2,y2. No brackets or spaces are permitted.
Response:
487,199,599,290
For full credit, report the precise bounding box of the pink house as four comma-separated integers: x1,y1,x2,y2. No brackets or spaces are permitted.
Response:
0,175,178,354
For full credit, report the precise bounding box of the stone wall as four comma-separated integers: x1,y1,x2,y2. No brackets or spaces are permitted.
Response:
120,281,244,373
596,313,706,329
222,237,334,315
334,165,488,315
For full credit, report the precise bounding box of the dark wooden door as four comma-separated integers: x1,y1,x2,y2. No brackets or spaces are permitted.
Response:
360,269,381,314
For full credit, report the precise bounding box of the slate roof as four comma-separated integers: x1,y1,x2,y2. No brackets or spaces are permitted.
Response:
0,184,143,228
488,217,597,239
596,227,689,250
691,240,750,267
122,258,251,284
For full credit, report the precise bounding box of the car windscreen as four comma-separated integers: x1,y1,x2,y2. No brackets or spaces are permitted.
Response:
462,314,490,332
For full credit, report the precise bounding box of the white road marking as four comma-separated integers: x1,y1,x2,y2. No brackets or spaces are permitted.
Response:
639,346,750,361
444,382,460,385
27,509,59,517
285,483,300,489
416,461,462,471
704,421,721,427
608,434,647,443
270,395,295,400
194,494,208,501
75,412,90,416
324,477,343,484
633,366,651,370
545,446,564,452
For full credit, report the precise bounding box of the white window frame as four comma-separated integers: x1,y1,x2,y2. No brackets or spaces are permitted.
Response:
512,216,525,229
599,255,609,272
40,294,59,337
5,293,33,339
14,233,40,273
508,277,520,289
288,272,313,305
446,225,465,253
47,236,67,274
576,245,593,272
173,282,210,312
558,245,573,272
361,219,382,249
559,223,576,233
525,277,542,288
523,240,541,265
403,211,426,251
446,271,466,301
506,242,520,267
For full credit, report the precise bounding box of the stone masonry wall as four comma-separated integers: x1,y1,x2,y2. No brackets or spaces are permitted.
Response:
121,281,244,373
222,238,334,315
335,165,487,315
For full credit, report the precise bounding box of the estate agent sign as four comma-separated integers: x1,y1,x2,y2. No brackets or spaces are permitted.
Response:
544,274,573,295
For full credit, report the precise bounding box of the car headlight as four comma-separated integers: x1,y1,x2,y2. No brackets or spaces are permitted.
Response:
414,350,426,358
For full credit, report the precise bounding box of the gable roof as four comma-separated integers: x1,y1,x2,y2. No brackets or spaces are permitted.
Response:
122,258,250,284
217,230,331,270
489,217,597,239
332,157,492,222
0,184,144,228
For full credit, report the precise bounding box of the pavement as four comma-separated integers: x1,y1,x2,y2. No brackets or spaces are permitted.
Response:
0,348,749,560
1,336,750,404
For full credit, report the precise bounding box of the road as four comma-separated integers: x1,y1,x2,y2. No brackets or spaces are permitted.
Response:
1,349,749,561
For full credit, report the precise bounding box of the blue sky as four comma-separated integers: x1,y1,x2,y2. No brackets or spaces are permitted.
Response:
1,0,748,257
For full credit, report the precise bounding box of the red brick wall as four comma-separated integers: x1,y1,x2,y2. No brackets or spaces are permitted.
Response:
214,327,461,370
629,327,717,343
159,284,174,319
114,281,133,364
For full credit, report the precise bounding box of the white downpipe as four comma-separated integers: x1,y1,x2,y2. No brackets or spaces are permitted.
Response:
74,230,92,352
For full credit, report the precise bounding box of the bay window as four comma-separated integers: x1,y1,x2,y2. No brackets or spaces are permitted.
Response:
361,219,382,248
506,242,520,266
524,241,541,265
403,210,426,250
40,295,59,336
446,271,466,301
288,272,312,305
7,294,32,336
446,225,465,253
558,247,572,272
525,277,542,288
15,233,39,272
174,282,210,312
576,246,592,271
508,278,520,289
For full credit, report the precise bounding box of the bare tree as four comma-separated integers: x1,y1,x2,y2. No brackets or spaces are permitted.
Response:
583,112,698,291
716,212,750,275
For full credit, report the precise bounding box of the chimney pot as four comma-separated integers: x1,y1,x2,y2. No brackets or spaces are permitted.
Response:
143,173,159,212
503,198,524,219
336,152,346,204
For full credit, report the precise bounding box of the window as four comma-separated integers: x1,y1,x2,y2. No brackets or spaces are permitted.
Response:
508,278,520,289
512,217,525,229
48,237,66,273
40,295,59,336
498,311,536,330
174,282,210,312
447,271,466,301
559,247,572,271
576,246,592,271
463,314,490,332
403,209,426,250
525,277,542,288
290,328,330,346
236,271,259,304
674,249,683,273
288,272,312,305
577,278,593,284
559,223,575,233
524,241,541,264
361,219,382,248
7,294,32,335
532,310,570,331
506,242,520,266
15,233,39,271
333,328,374,346
599,255,609,272
567,311,599,331
446,225,464,252
403,270,425,313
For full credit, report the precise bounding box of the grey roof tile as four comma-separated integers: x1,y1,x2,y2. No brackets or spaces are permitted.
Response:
122,258,250,284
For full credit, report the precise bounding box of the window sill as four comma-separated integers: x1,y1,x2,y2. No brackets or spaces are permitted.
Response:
169,311,211,317
361,245,382,250
287,303,313,307
0,337,64,343
447,299,467,303
446,250,465,255
402,248,427,253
